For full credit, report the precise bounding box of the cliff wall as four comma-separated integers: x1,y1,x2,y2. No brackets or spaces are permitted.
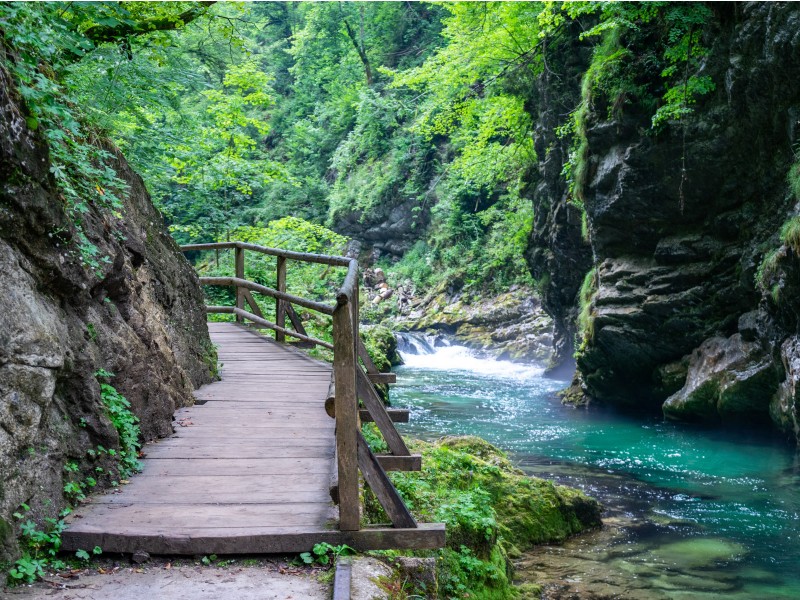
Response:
528,3,800,442
0,66,215,560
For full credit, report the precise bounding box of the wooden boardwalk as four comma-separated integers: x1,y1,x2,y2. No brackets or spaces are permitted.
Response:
62,322,341,554
63,239,446,555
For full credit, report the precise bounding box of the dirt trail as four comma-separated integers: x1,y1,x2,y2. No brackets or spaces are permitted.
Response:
2,557,329,600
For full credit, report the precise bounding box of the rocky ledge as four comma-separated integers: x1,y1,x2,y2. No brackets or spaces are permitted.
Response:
393,284,554,364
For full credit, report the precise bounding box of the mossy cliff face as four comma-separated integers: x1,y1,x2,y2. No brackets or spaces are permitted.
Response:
0,66,214,561
527,3,800,441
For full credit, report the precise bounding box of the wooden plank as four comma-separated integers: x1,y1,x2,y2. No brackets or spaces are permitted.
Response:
242,289,264,319
201,277,334,316
276,255,286,343
92,489,333,505
137,458,333,477
285,303,309,337
376,454,421,472
333,557,352,600
359,408,409,423
333,301,359,531
65,503,335,531
356,432,416,529
367,372,396,384
235,246,245,323
62,523,446,555
183,241,351,267
356,368,410,457
357,337,380,375
144,445,334,459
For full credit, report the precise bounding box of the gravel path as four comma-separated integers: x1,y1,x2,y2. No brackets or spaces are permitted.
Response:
2,557,330,600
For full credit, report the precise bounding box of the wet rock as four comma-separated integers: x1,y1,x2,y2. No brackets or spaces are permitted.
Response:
392,556,436,593
770,335,800,438
647,538,746,570
525,2,800,443
350,556,393,600
396,285,554,364
663,335,782,422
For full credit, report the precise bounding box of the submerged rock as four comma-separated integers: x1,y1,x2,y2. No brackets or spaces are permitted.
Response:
648,537,746,570
663,335,781,422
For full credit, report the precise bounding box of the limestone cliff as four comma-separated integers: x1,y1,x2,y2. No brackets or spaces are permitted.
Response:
0,66,215,560
527,3,800,442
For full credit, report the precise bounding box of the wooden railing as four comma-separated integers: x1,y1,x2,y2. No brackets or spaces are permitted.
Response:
181,241,422,532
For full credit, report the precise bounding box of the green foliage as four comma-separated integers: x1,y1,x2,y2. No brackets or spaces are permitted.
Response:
789,159,800,201
360,326,401,373
95,371,142,478
576,267,598,352
780,216,800,255
7,505,69,585
0,2,129,272
296,542,355,566
363,436,600,599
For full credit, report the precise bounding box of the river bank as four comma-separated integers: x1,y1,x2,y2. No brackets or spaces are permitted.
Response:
392,333,800,598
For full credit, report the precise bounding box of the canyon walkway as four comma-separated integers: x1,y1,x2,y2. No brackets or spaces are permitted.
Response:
62,242,444,555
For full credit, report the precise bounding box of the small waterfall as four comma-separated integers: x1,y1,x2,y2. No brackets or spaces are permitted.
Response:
395,332,543,380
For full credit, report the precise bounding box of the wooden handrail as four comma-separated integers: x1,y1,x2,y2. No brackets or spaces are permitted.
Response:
200,276,335,315
181,242,421,533
181,241,351,267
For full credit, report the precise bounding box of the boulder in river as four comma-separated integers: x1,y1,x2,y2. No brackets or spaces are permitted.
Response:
663,334,782,422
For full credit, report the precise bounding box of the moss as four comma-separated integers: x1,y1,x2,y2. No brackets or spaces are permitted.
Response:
360,325,401,372
365,436,601,598
576,267,598,352
780,215,800,255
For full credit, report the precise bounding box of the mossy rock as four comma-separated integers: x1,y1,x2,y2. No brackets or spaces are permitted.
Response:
360,325,402,372
364,434,600,599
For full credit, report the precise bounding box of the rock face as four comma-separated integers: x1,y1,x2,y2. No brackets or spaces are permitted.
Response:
527,3,800,441
397,285,554,363
0,66,214,560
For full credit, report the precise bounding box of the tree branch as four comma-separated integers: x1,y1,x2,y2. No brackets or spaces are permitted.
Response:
343,19,373,86
83,2,217,44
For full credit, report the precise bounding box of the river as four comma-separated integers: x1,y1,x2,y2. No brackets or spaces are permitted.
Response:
393,333,800,599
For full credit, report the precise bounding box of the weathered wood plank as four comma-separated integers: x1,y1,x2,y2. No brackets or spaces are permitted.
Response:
63,523,446,555
359,408,409,423
367,372,396,384
356,368,410,457
356,432,416,529
137,458,333,477
333,302,359,531
376,454,422,472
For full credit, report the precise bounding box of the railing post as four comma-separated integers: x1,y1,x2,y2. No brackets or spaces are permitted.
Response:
235,246,245,323
352,274,359,364
276,256,287,342
333,298,359,531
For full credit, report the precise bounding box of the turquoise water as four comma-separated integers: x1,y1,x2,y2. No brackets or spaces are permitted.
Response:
393,335,800,598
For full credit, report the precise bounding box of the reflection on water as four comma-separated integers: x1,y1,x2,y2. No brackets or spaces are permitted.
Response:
393,333,800,598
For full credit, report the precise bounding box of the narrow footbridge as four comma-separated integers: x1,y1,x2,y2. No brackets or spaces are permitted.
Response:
62,242,444,554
